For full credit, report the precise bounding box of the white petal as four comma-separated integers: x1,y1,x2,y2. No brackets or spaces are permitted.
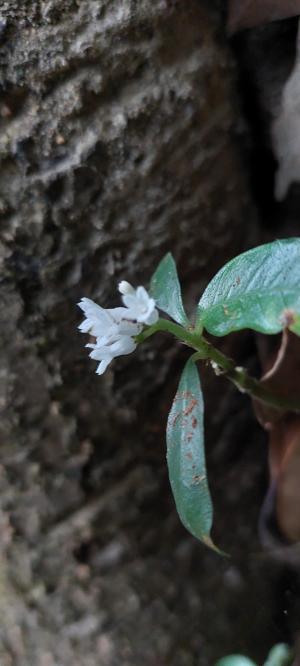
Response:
89,347,113,360
118,281,135,295
145,308,159,325
96,358,111,374
106,306,133,323
89,334,137,359
136,286,149,303
78,318,93,333
91,322,141,346
78,298,112,325
78,298,141,341
90,335,112,347
121,286,158,324
109,336,137,356
89,322,119,339
120,293,139,310
136,287,156,314
116,320,142,336
78,298,121,339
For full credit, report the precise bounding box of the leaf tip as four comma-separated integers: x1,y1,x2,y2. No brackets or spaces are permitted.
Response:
202,534,229,557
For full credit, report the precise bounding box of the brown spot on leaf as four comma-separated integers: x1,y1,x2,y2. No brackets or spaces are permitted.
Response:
171,411,181,427
183,398,197,417
191,416,198,429
175,391,192,401
232,276,241,288
192,474,205,485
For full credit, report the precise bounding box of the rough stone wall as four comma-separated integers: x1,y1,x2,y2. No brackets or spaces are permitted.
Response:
0,2,266,665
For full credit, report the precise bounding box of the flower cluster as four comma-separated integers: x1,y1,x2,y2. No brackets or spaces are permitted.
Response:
78,282,158,375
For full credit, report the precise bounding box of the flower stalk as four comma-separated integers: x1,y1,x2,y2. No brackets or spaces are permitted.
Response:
78,282,300,413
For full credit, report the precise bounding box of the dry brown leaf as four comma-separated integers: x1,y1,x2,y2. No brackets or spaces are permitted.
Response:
275,417,300,541
227,0,300,34
254,330,300,427
254,330,300,542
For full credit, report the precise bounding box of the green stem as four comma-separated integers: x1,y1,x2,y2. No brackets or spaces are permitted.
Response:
197,338,300,413
137,319,300,414
136,318,198,346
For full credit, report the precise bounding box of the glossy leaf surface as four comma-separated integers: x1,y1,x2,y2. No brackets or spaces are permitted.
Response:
150,253,189,326
197,239,300,336
215,658,256,666
166,359,213,548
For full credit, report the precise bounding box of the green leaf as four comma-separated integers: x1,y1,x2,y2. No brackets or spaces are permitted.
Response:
166,358,215,550
264,644,293,666
150,253,189,326
197,238,300,336
215,657,257,666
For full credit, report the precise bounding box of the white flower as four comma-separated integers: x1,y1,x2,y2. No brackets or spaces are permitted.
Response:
118,283,159,325
86,336,137,375
78,298,141,338
78,283,158,375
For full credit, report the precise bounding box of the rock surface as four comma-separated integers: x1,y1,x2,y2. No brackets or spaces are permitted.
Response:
0,2,279,665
